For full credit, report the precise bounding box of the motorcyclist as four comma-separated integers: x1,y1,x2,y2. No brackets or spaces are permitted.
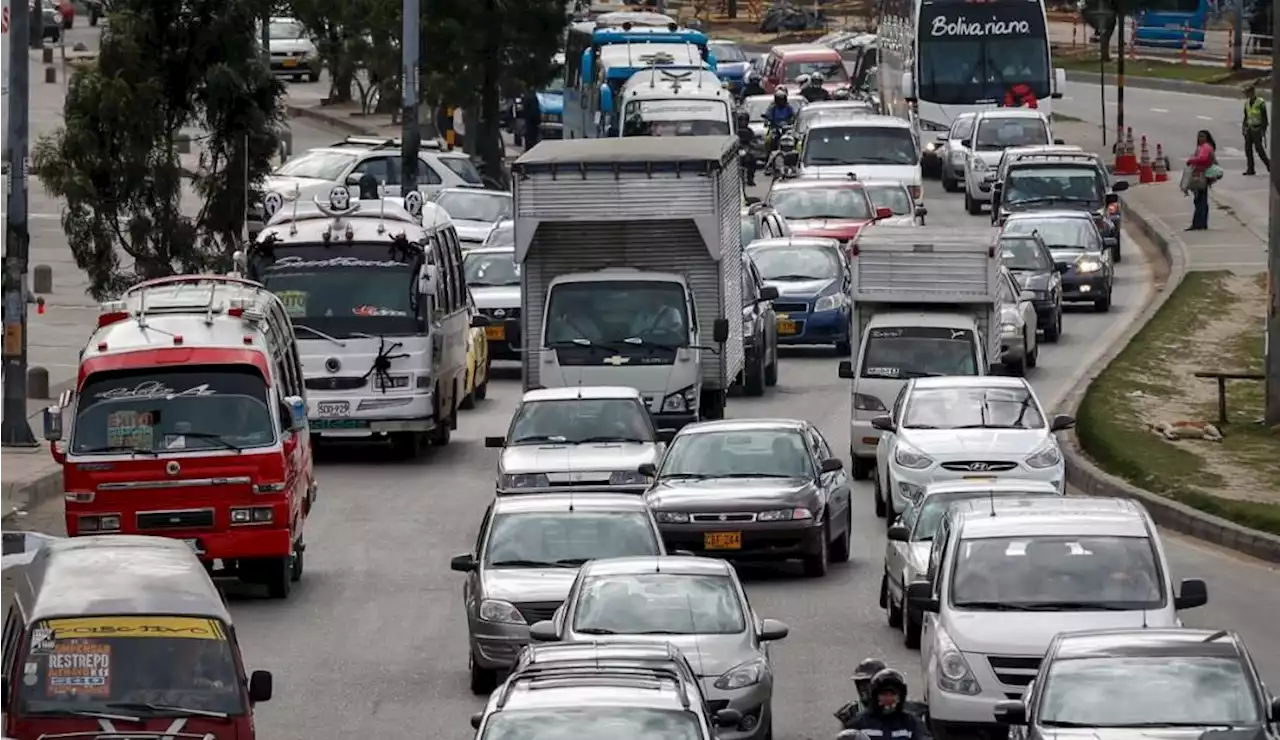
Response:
843,669,931,740
735,110,758,186
764,131,799,180
801,71,832,102
834,658,886,727
742,70,766,98
762,89,796,151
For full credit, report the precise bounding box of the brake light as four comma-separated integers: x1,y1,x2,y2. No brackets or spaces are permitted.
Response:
97,311,128,327
1107,202,1119,215
909,185,922,200
228,307,245,317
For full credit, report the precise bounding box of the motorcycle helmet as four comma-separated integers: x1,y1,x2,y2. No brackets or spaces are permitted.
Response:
795,73,811,89
772,88,788,104
810,71,825,86
868,668,908,713
736,108,751,126
833,87,851,100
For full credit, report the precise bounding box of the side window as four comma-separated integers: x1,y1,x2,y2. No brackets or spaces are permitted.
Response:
951,117,973,140
996,274,1014,303
430,234,451,314
474,503,494,556
1005,273,1022,300
926,518,949,584
812,428,834,461
352,156,400,186
3,605,24,678
891,386,909,422
419,160,444,186
443,228,465,313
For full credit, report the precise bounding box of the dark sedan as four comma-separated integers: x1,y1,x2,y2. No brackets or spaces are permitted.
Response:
996,627,1280,740
638,418,853,578
1002,211,1114,312
997,233,1064,343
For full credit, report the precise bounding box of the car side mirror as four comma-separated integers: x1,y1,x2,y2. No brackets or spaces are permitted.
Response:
529,620,559,642
450,553,477,572
906,580,939,613
656,430,676,444
470,313,490,328
248,670,273,703
470,712,484,730
759,285,779,301
874,206,894,221
1105,192,1120,205
345,173,362,186
638,462,658,478
1050,414,1076,432
993,699,1027,725
484,436,505,448
1112,180,1129,192
914,206,927,218
837,360,854,379
715,709,745,728
284,395,307,432
713,318,730,344
960,138,972,149
745,195,761,205
758,618,789,641
1052,138,1065,145
42,406,63,442
870,415,895,432
1174,578,1208,610
886,523,909,542
820,458,843,474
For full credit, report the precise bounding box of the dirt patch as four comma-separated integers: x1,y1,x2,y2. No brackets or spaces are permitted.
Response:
1077,271,1280,534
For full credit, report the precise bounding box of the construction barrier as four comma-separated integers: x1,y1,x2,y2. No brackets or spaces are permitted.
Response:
1115,127,1140,176
1153,143,1169,183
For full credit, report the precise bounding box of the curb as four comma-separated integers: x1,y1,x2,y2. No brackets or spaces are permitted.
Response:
3,464,63,528
1054,192,1280,563
1062,68,1272,100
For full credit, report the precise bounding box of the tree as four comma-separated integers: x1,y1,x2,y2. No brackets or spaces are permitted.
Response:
31,0,285,300
290,0,401,110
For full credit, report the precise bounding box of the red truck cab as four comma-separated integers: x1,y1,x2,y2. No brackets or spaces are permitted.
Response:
761,44,852,96
43,275,316,599
2,535,273,740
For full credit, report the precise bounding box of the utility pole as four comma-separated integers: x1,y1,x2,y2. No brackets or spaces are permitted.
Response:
1115,0,1126,152
1231,0,1244,71
1266,5,1279,426
400,0,421,195
3,0,37,447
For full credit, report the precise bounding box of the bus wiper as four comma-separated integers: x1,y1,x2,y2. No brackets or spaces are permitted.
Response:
73,445,158,457
294,324,346,347
172,432,243,453
29,708,142,722
106,701,229,719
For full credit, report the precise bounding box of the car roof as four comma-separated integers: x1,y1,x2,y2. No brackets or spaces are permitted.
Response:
464,245,516,256
1051,628,1245,660
676,417,809,435
301,146,468,161
492,493,653,515
974,109,1049,121
801,100,875,111
859,179,910,190
769,177,868,192
808,114,909,130
953,496,1150,539
772,43,841,58
437,187,511,199
747,236,842,252
580,555,734,577
1004,210,1094,222
910,376,1031,391
520,641,689,667
922,479,1062,498
522,386,644,402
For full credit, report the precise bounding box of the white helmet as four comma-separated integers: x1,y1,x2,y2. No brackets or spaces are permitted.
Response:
810,72,825,85
795,73,811,88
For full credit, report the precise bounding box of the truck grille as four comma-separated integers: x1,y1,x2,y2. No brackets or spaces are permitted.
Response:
773,302,808,314
136,509,215,530
940,461,1019,473
482,307,520,321
514,601,561,624
305,376,368,391
988,655,1041,688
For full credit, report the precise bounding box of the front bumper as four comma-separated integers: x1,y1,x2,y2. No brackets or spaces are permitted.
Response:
888,460,1064,514
657,520,825,561
307,391,437,437
1000,329,1026,362
775,308,848,346
703,677,772,740
468,615,531,670
1061,274,1110,301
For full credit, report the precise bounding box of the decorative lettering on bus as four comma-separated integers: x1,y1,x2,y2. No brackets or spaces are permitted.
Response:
44,616,226,640
95,381,218,401
267,255,407,269
930,15,1032,36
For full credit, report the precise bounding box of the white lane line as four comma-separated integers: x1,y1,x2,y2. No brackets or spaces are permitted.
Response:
1197,115,1214,120
1150,107,1170,113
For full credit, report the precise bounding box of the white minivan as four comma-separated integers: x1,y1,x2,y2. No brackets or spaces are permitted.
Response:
799,116,924,207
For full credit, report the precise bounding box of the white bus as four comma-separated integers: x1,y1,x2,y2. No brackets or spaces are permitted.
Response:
877,0,1066,170
616,67,735,137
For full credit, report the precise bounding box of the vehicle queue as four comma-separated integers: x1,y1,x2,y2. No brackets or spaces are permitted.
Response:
3,10,1278,740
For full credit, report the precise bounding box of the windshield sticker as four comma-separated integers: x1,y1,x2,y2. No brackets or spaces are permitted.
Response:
31,627,56,653
268,255,406,269
353,305,409,317
45,617,225,640
866,366,900,377
106,411,154,450
95,381,217,402
46,642,111,696
276,290,308,317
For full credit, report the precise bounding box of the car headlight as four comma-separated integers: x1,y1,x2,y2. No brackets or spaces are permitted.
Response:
813,293,847,312
969,157,988,171
609,470,648,486
1076,259,1102,273
936,629,981,695
478,599,527,625
1000,322,1018,334
1024,441,1062,469
949,150,965,164
757,508,814,522
501,473,551,489
662,386,698,413
655,510,690,524
893,443,933,470
714,657,769,690
853,393,887,412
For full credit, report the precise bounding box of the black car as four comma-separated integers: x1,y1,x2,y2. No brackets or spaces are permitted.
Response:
638,418,853,578
996,628,1280,740
1002,211,1114,312
997,232,1064,342
992,154,1129,262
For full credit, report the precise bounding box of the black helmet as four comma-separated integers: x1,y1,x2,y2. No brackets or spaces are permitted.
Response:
851,658,886,683
773,88,787,102
868,668,908,712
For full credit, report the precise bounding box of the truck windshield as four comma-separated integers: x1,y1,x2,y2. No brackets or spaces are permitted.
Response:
71,367,274,455
621,99,732,136
18,615,245,716
253,247,419,338
545,280,689,348
860,326,978,379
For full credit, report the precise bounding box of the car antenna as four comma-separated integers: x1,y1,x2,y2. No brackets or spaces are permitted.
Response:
684,593,707,677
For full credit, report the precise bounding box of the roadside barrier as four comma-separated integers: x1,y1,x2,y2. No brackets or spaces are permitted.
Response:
1153,143,1169,183
1138,135,1154,183
1115,127,1140,176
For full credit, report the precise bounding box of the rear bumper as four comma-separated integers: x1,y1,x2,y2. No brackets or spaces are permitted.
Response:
657,521,824,560
65,526,293,560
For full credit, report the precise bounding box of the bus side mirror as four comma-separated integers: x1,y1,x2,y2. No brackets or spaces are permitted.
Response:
600,84,614,114
43,406,63,442
580,49,594,85
284,396,307,432
900,71,916,102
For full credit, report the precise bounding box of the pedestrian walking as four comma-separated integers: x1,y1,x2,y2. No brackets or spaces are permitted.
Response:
1241,85,1270,175
522,88,542,151
1182,129,1219,231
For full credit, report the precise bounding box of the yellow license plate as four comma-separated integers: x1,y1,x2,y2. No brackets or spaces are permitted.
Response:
777,319,797,335
282,58,298,67
485,325,506,340
704,532,741,550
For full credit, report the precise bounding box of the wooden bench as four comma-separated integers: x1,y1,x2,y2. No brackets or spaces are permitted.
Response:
1193,371,1265,425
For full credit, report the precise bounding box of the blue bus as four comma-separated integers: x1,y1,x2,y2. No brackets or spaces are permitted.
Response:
563,24,716,139
1134,0,1208,49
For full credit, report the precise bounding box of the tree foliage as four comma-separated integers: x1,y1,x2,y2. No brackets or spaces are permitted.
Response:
290,0,402,110
32,0,285,300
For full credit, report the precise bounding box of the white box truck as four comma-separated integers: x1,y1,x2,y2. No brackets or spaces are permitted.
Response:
836,227,1001,486
512,136,744,430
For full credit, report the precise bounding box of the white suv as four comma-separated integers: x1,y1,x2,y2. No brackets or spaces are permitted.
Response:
962,110,1061,216
908,496,1208,738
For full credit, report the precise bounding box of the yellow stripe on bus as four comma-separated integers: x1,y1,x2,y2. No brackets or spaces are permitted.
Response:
45,616,226,640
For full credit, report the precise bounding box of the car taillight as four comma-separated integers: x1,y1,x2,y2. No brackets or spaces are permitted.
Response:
1107,202,1120,215
909,185,922,200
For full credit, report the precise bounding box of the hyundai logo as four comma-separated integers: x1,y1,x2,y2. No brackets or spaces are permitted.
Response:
493,308,506,318
325,357,341,373
967,462,991,472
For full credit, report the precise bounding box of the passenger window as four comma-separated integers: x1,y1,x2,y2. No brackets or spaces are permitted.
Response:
813,429,834,461
3,605,23,677
442,229,464,313
352,156,400,186
430,235,451,315
419,161,444,186
951,117,973,140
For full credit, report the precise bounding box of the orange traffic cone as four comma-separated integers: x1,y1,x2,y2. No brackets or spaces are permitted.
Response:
1115,127,1140,176
1138,136,1154,183
1153,143,1169,182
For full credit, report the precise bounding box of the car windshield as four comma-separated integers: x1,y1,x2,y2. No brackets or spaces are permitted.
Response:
465,251,520,287
785,59,848,82
748,244,840,280
17,616,244,715
1005,166,1103,205
802,127,918,166
951,535,1164,609
439,157,484,184
484,512,660,567
508,398,653,444
711,42,747,62
254,248,418,337
974,117,1049,150
1003,218,1098,250
769,187,873,220
1038,656,1263,727
574,573,746,634
998,238,1050,270
482,708,703,740
273,150,356,181
912,494,989,541
865,184,913,215
269,20,305,39
903,386,1044,429
71,367,274,454
660,429,812,478
860,327,979,379
545,280,689,347
436,191,512,223
485,221,515,247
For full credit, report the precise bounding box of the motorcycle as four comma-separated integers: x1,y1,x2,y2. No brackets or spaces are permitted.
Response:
833,701,930,731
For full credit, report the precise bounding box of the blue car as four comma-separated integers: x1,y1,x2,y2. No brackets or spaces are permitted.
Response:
746,236,852,355
709,40,751,93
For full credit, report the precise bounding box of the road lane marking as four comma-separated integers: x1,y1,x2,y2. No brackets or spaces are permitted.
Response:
1150,107,1170,113
1197,115,1214,120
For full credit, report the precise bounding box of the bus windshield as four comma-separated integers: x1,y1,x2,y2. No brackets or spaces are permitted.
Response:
918,1,1050,104
621,99,731,136
18,616,245,716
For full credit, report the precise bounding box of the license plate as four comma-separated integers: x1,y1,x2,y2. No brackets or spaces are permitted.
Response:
704,532,741,550
182,539,204,554
312,418,370,430
963,475,998,481
282,58,298,67
317,401,349,417
485,325,506,340
777,319,797,335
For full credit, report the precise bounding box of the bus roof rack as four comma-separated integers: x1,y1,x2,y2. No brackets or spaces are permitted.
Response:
331,135,445,151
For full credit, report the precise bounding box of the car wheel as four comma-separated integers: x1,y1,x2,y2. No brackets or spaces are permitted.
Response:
475,361,490,401
1095,291,1112,312
1043,309,1062,343
873,468,887,517
850,456,871,481
802,523,830,577
830,507,851,563
941,171,958,192
965,190,983,216
1005,345,1028,377
904,607,922,648
1112,239,1122,263
469,653,498,695
290,539,304,582
744,348,766,397
764,352,779,386
886,575,904,627
1027,337,1038,369
879,572,889,608
835,338,851,357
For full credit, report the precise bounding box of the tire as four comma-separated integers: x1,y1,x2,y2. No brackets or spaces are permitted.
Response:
1095,291,1112,312
765,353,779,387
941,171,958,192
850,456,871,481
430,388,453,446
879,573,889,608
1043,309,1062,343
460,368,476,410
744,348,766,397
475,376,489,401
886,576,904,628
1027,339,1038,369
1005,349,1027,377
873,470,887,517
265,556,292,599
802,524,830,578
469,653,498,695
830,507,851,563
307,70,319,83
290,540,304,582
835,338,851,356
965,190,983,216
62,16,72,29
1112,240,1122,263
292,74,304,83
904,608,922,648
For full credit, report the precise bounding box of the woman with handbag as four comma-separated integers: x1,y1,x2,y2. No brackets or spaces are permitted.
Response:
1184,129,1221,231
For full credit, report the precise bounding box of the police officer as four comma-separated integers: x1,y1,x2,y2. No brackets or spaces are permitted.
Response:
1242,85,1270,175
834,658,886,727
843,669,930,740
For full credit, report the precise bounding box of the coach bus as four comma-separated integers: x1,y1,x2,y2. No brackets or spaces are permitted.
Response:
877,0,1066,167
1133,0,1208,48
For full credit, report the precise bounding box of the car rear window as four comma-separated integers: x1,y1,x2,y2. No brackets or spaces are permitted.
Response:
440,156,483,185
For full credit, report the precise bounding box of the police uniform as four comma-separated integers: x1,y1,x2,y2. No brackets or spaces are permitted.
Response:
1243,95,1270,175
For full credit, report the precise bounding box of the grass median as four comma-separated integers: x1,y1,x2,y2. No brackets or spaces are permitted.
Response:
1076,270,1280,535
1055,53,1268,85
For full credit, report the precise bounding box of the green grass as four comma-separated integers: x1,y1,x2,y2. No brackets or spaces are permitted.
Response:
1076,271,1280,535
1051,112,1085,123
1056,55,1256,84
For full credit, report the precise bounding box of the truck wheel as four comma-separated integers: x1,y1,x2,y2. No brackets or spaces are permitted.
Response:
475,360,490,400
265,556,292,599
392,431,424,458
290,539,304,582
460,367,476,409
764,352,778,387
851,457,871,480
744,350,766,397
